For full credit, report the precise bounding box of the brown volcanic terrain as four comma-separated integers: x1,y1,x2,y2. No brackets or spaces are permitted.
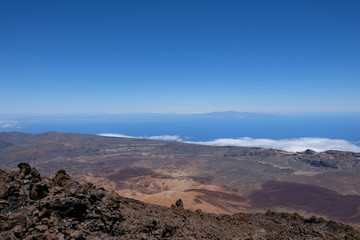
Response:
1,163,360,239
1,132,360,224
248,181,360,223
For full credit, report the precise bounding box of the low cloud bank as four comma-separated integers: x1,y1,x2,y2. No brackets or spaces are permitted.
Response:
97,133,182,142
188,137,360,152
0,120,19,129
97,133,133,138
147,135,183,141
97,133,360,152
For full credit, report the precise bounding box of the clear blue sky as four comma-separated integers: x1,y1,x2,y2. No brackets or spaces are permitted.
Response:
1,0,359,114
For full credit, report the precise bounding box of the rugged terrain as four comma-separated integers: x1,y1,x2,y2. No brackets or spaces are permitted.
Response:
1,163,360,239
0,132,360,224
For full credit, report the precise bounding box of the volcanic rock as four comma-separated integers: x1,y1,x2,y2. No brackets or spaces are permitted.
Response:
0,163,359,239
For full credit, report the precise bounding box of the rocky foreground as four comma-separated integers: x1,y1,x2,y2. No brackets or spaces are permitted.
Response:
0,164,359,240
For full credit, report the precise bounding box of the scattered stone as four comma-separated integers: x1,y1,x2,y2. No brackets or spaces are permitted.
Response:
35,225,48,232
0,163,359,239
171,199,184,210
69,230,83,239
53,169,72,187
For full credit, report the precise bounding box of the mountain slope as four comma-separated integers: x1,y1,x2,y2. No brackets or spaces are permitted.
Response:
1,132,360,224
1,163,359,239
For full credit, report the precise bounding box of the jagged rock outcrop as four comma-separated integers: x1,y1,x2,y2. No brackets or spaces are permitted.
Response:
0,163,359,239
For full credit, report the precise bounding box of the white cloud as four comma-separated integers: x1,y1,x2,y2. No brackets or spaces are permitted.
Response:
97,133,135,138
186,137,360,152
97,133,183,142
147,135,183,141
0,120,19,129
97,133,360,152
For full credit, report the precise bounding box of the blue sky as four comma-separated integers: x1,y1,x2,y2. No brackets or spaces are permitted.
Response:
1,0,359,114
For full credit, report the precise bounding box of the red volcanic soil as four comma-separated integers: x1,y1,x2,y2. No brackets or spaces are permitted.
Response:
185,189,246,202
107,167,155,181
248,181,360,223
189,176,214,184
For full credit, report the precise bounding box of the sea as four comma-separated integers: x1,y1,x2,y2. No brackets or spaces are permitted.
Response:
1,112,360,152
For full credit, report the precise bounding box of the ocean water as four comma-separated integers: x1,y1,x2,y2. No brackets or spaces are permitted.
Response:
1,112,360,152
0,112,360,152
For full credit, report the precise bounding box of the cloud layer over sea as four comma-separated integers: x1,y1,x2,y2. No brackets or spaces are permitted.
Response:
97,133,360,153
0,120,19,129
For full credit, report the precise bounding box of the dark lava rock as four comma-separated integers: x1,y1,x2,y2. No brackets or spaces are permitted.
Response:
171,199,184,211
0,163,359,239
304,149,317,155
302,159,338,168
53,169,72,187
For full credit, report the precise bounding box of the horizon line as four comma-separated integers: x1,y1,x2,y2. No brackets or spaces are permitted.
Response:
1,110,360,117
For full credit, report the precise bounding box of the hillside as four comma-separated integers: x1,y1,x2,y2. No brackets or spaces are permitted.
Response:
0,132,360,224
1,163,360,239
